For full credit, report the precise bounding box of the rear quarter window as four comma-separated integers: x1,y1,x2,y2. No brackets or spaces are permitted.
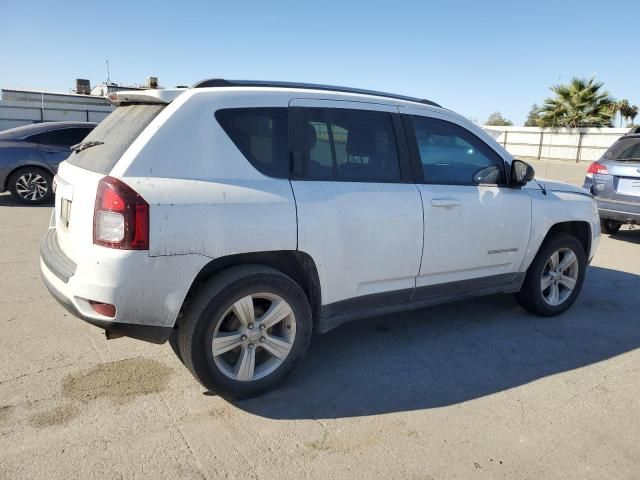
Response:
215,108,289,178
67,104,165,174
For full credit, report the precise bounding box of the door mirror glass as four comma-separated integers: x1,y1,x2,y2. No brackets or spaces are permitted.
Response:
510,159,535,186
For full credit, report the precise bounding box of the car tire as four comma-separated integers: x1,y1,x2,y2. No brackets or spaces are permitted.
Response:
168,329,184,366
178,265,312,398
600,218,622,235
514,233,587,316
8,167,54,204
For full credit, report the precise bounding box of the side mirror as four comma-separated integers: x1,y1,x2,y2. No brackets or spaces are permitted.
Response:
509,159,535,186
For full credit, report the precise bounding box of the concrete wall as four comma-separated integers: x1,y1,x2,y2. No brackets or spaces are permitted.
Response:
483,126,630,163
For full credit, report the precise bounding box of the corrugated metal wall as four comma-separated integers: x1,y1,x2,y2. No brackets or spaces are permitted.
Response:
484,126,630,162
0,96,114,131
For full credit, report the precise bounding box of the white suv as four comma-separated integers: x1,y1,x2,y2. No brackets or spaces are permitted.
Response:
40,80,600,397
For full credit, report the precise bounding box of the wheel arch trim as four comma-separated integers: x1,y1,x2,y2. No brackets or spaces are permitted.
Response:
177,250,321,330
520,220,593,273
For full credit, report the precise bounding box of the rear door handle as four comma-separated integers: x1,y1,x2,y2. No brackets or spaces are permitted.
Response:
431,198,460,208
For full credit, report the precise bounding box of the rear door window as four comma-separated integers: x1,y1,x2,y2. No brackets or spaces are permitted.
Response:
216,108,289,178
291,107,401,182
67,104,165,174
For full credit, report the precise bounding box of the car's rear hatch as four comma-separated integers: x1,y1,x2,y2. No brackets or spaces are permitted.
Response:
592,136,640,204
52,90,182,263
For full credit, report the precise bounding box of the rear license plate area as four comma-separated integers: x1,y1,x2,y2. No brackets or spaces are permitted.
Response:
616,178,640,196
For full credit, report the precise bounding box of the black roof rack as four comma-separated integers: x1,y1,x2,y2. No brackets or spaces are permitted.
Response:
192,79,441,108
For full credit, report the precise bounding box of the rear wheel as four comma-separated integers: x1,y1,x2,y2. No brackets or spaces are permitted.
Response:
178,265,312,398
514,233,587,316
168,329,184,365
9,167,53,204
600,218,622,234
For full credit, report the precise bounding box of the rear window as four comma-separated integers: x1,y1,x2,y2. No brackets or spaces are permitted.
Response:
27,127,94,147
67,104,165,174
602,137,640,162
215,108,289,178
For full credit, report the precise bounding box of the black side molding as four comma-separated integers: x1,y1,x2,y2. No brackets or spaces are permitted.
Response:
317,273,525,333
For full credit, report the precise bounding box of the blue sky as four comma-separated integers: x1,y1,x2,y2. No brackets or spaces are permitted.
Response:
1,0,638,125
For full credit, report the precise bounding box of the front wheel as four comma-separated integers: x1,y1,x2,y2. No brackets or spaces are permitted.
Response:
178,265,312,398
514,233,587,316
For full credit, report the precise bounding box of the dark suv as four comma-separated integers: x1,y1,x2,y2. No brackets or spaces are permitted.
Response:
583,128,640,234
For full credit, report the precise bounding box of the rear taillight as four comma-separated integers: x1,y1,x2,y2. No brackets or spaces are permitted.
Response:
586,161,608,175
93,176,149,250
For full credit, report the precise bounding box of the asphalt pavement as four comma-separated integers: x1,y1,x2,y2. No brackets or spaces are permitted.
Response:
1,160,638,479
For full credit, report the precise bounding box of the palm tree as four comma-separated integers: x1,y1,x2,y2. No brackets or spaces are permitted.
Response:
627,105,638,126
617,99,631,127
617,101,638,127
537,77,615,128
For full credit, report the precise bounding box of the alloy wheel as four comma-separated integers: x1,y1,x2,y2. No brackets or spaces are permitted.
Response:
540,248,579,306
212,293,296,382
15,172,49,201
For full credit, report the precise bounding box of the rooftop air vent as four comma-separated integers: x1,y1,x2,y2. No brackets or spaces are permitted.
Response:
75,79,91,95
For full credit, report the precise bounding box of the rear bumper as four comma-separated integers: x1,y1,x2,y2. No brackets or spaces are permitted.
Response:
596,198,640,223
41,268,172,344
40,227,209,342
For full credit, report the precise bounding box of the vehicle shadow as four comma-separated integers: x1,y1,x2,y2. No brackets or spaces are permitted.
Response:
232,266,640,419
0,193,53,208
609,228,640,245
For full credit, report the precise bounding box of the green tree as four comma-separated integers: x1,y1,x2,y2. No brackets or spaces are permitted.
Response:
616,99,630,127
618,101,638,127
524,103,541,126
627,105,638,126
485,112,513,126
537,77,615,128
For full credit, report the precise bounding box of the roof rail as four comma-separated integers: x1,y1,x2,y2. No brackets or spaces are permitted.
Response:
191,79,441,108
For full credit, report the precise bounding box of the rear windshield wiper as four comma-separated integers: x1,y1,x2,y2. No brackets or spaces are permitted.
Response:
70,140,104,153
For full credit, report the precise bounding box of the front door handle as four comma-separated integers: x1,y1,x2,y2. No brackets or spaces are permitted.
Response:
431,198,461,208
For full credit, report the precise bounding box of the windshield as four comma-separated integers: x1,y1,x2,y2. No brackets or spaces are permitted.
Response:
66,104,165,174
602,137,640,162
